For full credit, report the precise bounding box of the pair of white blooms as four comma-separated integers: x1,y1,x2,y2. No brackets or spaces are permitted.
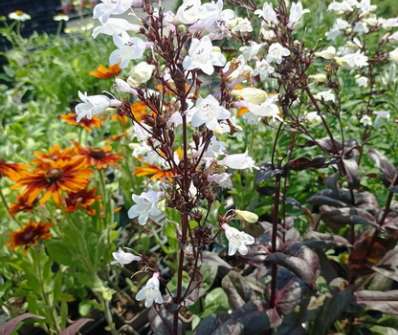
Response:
112,223,255,308
92,0,148,69
232,87,282,123
176,0,250,39
328,0,376,15
255,1,309,30
112,248,163,308
315,46,368,70
112,248,163,307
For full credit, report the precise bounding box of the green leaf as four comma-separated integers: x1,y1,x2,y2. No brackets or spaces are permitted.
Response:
46,240,75,267
202,288,230,318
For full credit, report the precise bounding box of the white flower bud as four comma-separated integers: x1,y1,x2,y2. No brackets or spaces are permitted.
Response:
235,210,259,223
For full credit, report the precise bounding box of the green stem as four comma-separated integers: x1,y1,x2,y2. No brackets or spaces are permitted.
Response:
0,187,21,226
96,292,118,335
32,248,61,334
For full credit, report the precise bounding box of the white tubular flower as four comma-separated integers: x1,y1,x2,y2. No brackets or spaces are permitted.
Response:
389,32,398,42
189,95,230,133
315,46,337,60
133,122,151,141
190,0,235,39
92,18,140,38
175,0,201,25
355,76,369,87
112,249,141,265
183,36,226,75
304,111,321,124
360,115,372,126
228,17,253,34
8,11,31,21
109,33,147,68
254,3,278,26
198,137,226,166
328,1,354,14
93,0,134,23
128,190,163,225
75,91,121,121
246,95,282,122
231,87,268,105
266,43,290,64
208,173,232,188
315,90,336,103
380,18,398,29
335,51,368,69
356,0,376,14
235,210,258,223
309,73,327,83
222,224,255,256
223,56,252,82
136,273,163,308
253,59,274,81
389,48,398,63
239,42,264,61
374,110,390,127
127,61,155,86
353,21,369,34
115,78,138,94
220,153,256,170
326,18,350,40
288,1,309,29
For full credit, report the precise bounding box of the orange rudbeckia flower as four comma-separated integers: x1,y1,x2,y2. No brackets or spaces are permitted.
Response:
13,156,92,205
135,164,174,181
8,221,52,251
33,144,80,168
9,194,37,215
237,107,249,117
64,188,101,216
89,64,121,79
60,113,103,131
130,101,150,122
112,109,129,124
0,159,27,181
76,145,121,170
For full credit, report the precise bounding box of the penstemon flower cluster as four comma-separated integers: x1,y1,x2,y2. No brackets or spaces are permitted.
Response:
74,0,398,333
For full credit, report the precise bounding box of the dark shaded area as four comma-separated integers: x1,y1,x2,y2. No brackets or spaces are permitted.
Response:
0,0,62,65
0,0,61,36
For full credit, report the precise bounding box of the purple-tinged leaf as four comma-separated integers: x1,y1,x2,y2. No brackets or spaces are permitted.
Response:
256,163,283,183
286,156,328,171
319,205,377,228
274,271,306,315
266,243,320,287
342,158,360,188
304,231,351,249
308,195,347,208
59,318,93,335
221,271,263,310
369,149,397,187
355,290,398,315
0,313,44,335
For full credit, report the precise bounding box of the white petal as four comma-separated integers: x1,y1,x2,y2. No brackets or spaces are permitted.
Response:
135,287,146,301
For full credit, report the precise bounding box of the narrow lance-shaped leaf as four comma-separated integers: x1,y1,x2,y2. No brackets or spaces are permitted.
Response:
369,149,397,187
0,313,44,335
59,318,93,335
355,290,398,316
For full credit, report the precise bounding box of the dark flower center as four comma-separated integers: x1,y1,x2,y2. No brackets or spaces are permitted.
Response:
90,149,106,160
46,168,63,183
